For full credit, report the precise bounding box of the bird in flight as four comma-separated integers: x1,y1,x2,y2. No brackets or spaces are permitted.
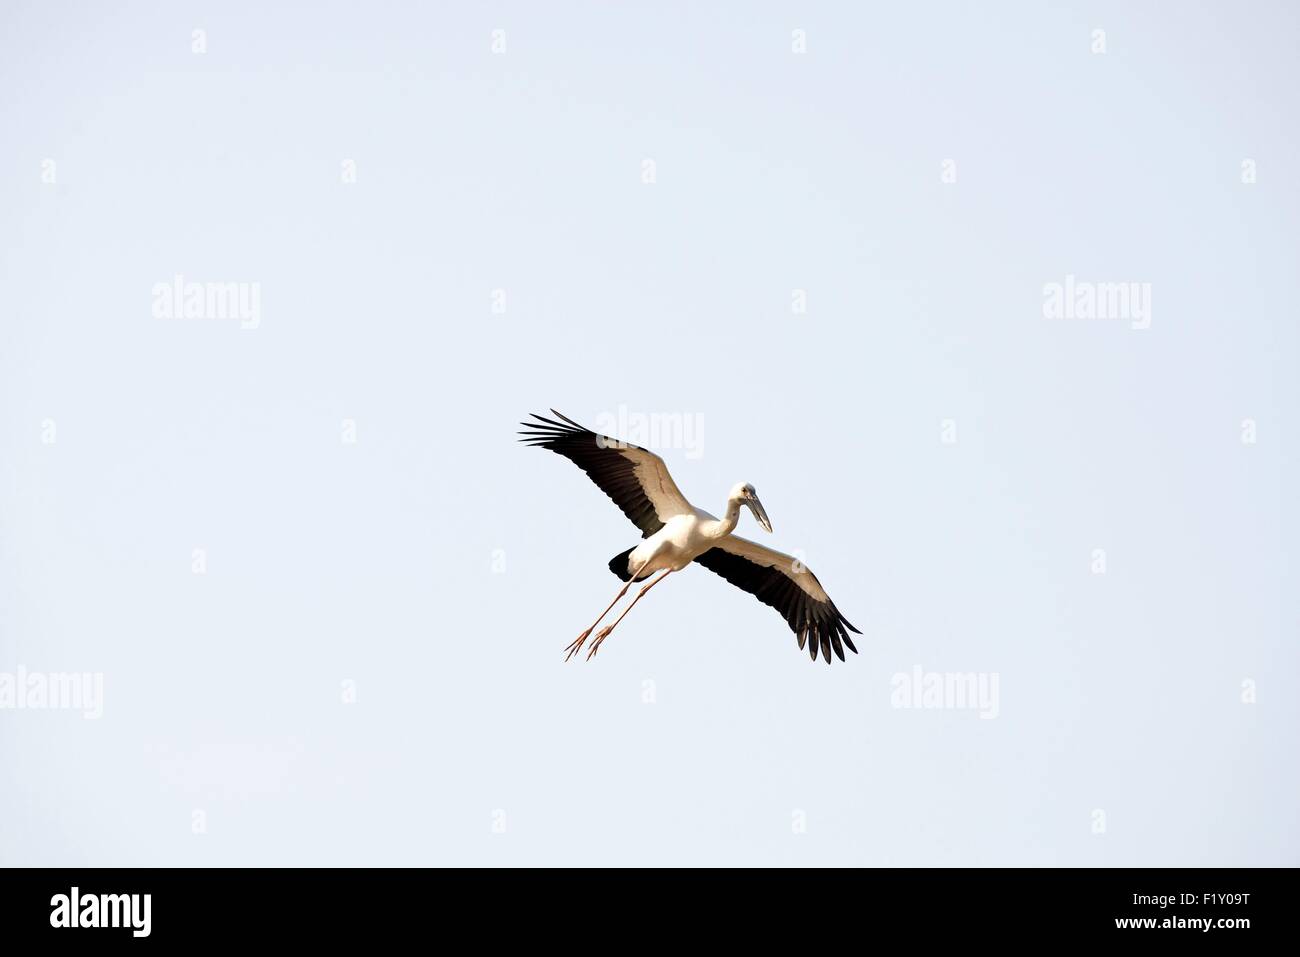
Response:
519,411,861,664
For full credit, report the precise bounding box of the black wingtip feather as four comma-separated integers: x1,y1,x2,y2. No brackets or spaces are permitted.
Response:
550,409,586,429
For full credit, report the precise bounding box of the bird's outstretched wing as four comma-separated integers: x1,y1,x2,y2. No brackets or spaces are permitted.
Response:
694,536,861,664
519,410,694,537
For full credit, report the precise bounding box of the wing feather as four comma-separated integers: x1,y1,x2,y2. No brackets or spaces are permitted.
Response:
519,410,693,537
693,535,861,665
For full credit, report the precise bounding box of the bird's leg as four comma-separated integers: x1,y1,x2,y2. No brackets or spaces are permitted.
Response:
587,570,672,660
564,562,648,661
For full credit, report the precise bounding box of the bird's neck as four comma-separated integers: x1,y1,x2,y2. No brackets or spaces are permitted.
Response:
712,496,743,538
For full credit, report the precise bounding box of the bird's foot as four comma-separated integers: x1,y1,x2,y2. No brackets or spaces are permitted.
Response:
586,626,614,660
564,629,593,662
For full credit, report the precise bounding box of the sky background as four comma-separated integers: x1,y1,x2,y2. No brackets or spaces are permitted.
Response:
1,0,1296,866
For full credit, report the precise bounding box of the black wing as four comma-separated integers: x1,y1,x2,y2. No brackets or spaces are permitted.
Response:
519,410,693,537
694,536,861,664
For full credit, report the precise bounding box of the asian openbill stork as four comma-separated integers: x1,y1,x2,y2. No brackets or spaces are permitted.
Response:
519,411,861,664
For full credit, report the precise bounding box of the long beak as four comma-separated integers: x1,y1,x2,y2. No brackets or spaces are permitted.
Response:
749,497,773,533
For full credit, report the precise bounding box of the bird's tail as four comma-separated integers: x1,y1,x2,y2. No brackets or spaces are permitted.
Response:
608,547,652,582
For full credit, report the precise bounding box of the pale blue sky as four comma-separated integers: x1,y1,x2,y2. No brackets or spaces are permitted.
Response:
1,1,1296,865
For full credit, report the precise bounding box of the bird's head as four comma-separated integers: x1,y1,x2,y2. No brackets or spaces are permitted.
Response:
731,482,772,533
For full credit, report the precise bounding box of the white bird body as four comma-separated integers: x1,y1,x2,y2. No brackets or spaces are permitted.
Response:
626,514,710,575
520,411,858,663
625,504,733,576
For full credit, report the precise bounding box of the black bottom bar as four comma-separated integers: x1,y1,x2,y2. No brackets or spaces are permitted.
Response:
0,867,1278,944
